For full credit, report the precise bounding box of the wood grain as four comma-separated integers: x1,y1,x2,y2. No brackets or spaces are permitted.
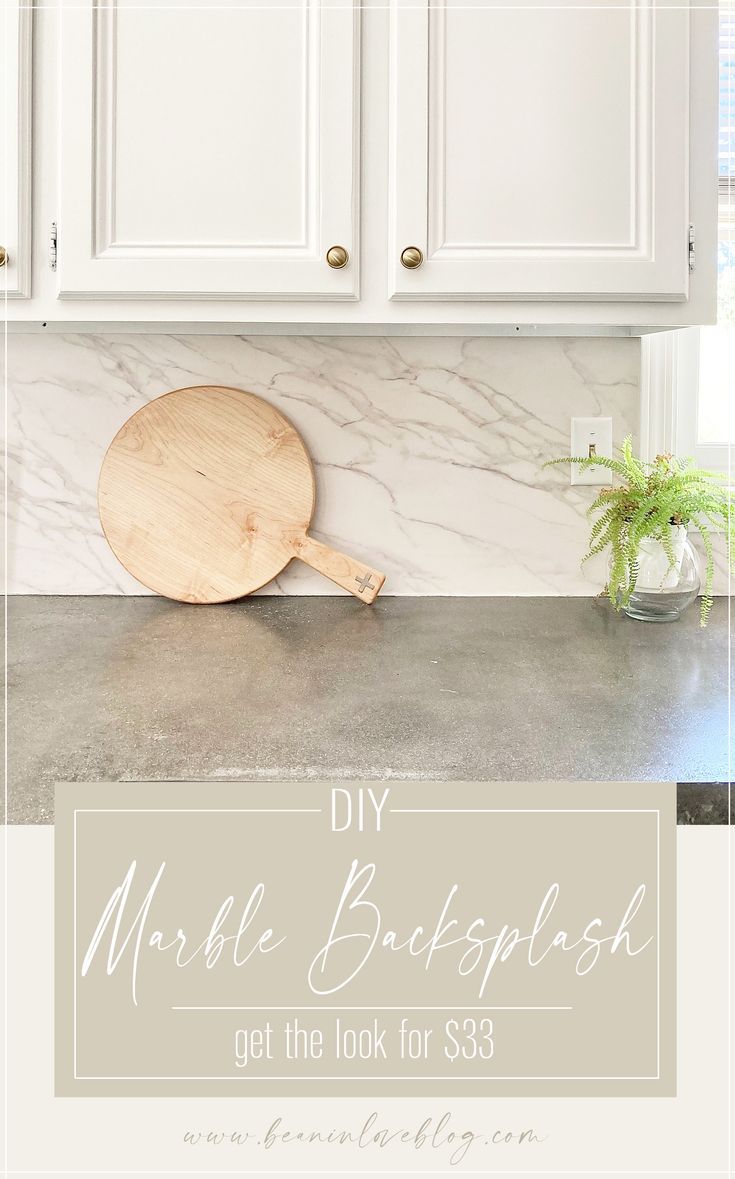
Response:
98,385,385,604
295,535,385,604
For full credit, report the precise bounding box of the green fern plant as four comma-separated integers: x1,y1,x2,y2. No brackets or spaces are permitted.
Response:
544,435,734,626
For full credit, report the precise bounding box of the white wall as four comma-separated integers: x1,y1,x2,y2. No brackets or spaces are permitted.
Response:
8,333,648,596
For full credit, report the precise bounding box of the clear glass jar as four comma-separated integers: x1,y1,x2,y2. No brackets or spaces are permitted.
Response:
620,524,700,622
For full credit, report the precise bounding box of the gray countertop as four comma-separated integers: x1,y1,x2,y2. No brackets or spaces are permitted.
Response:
7,595,731,824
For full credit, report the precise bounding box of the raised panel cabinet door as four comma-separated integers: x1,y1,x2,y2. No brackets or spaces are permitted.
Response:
58,0,359,298
1,1,32,298
390,0,692,301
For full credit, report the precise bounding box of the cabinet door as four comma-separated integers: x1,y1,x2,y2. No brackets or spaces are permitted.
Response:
58,0,358,299
1,1,32,298
390,0,691,302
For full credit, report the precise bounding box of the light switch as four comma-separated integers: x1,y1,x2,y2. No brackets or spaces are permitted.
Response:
570,417,613,486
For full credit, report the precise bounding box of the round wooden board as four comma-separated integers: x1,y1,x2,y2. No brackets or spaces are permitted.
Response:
98,385,316,603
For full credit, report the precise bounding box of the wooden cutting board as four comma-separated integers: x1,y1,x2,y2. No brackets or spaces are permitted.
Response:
98,385,385,604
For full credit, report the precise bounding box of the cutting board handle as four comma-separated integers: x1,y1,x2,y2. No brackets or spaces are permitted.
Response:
294,535,385,604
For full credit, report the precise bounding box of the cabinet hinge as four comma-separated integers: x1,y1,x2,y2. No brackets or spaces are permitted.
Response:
688,223,695,273
49,221,58,271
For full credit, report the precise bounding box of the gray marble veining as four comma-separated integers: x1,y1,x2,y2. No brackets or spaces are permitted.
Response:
8,333,651,596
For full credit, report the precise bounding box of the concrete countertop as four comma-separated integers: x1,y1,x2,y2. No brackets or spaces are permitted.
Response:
7,595,732,824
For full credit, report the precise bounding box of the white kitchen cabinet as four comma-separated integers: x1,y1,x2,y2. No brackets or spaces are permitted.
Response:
4,0,717,327
390,0,697,303
1,0,32,298
57,0,359,299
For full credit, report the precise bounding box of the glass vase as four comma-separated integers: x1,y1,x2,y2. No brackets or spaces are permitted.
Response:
619,524,700,623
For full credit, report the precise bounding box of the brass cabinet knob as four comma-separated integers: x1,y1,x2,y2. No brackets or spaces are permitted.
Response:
0,246,7,267
326,245,349,269
400,246,423,269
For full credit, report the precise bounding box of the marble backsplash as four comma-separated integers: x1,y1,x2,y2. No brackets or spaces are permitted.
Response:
7,333,649,596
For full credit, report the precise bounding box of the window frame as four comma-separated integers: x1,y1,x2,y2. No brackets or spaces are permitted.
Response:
640,330,731,474
640,4,732,475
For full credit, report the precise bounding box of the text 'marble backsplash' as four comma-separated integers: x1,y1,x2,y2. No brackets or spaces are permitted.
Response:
9,334,641,596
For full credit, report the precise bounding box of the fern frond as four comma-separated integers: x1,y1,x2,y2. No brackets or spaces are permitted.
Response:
542,434,733,626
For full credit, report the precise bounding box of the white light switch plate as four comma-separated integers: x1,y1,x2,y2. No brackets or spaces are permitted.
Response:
570,417,613,486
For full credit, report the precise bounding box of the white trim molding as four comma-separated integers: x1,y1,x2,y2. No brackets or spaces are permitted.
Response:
639,330,681,460
641,327,731,473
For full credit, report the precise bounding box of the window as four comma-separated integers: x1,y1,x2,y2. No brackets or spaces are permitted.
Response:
693,4,734,468
672,326,730,473
644,6,733,475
